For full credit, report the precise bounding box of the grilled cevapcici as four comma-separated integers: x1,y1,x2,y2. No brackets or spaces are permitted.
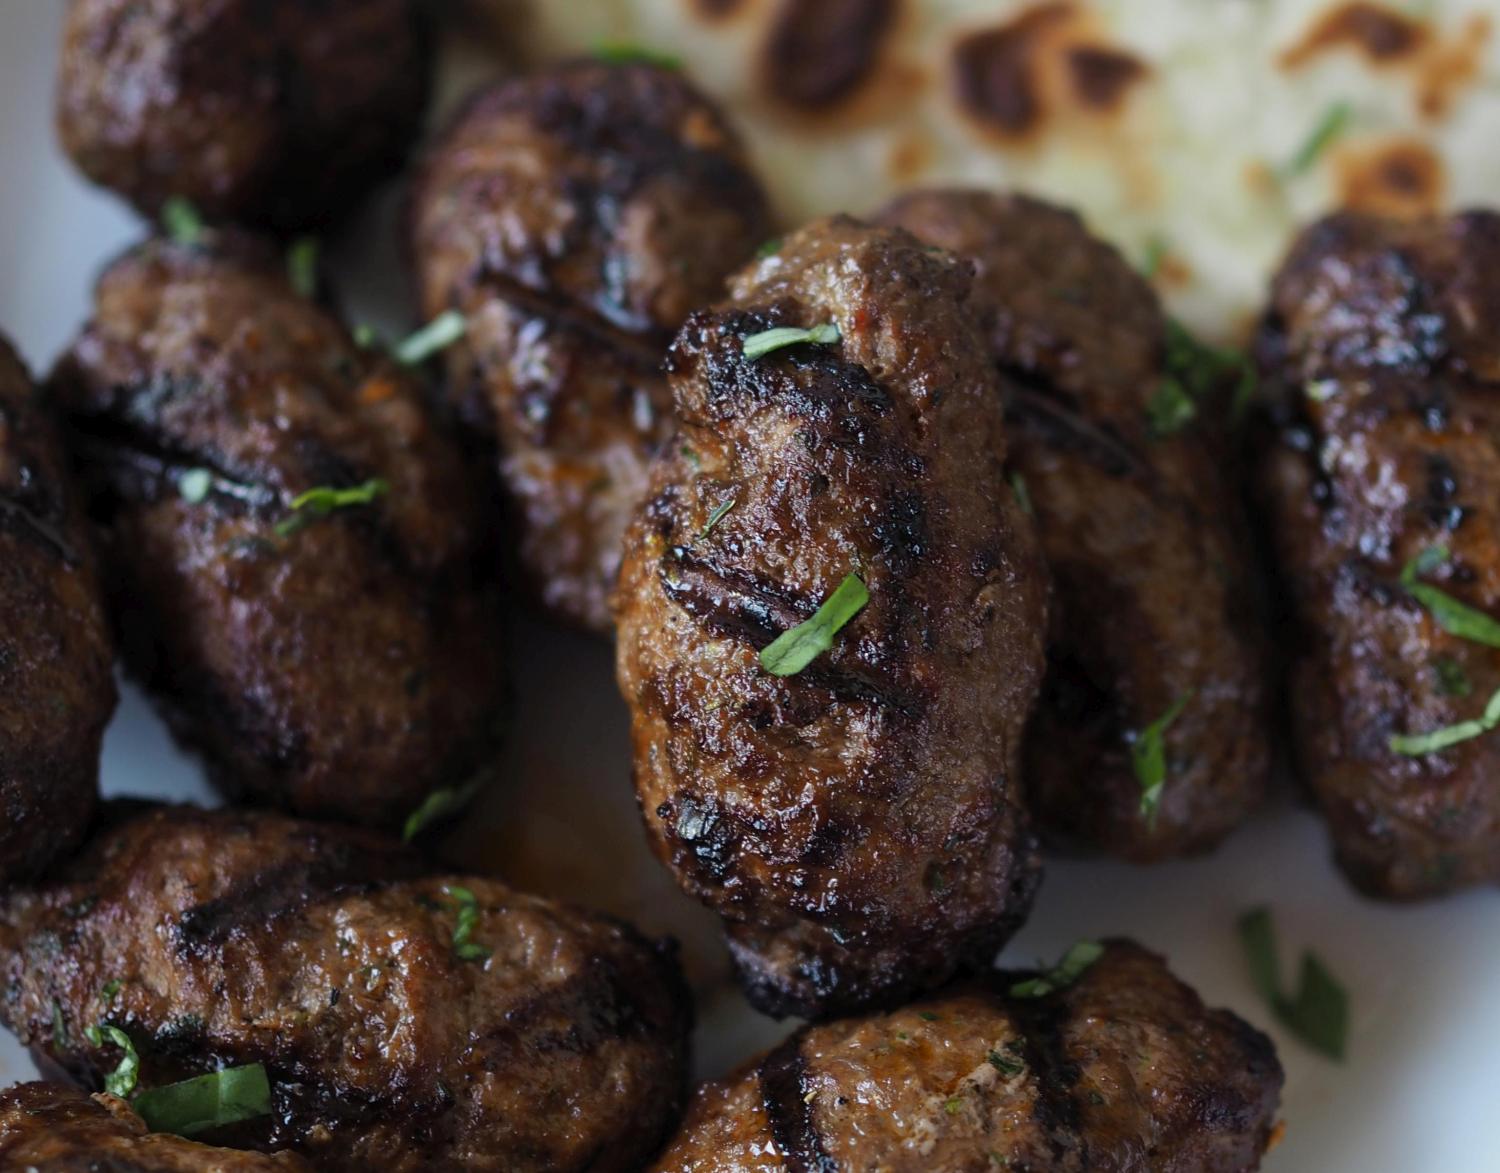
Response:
878,190,1270,862
651,940,1284,1173
0,335,115,882
1258,209,1500,897
409,59,772,632
48,231,505,832
0,804,690,1172
614,217,1049,1018
56,0,431,232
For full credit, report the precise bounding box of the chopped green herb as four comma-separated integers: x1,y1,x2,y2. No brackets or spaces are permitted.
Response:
1305,379,1338,403
1008,471,1034,518
394,310,467,365
756,237,783,259
134,1064,273,1137
742,322,841,362
988,1049,1025,1077
1433,656,1472,698
1389,685,1500,756
919,1012,940,1022
699,496,737,539
444,885,492,963
403,779,484,843
1237,907,1348,1060
353,323,380,350
100,979,123,1003
759,573,869,677
1141,235,1169,280
51,1000,69,1048
1130,692,1193,825
160,197,203,246
1009,941,1104,999
84,1024,140,1098
1399,546,1500,648
177,468,213,505
1150,319,1256,435
286,236,319,299
275,478,388,539
593,42,682,70
1146,376,1196,438
1284,101,1354,177
945,1097,964,1115
680,446,702,471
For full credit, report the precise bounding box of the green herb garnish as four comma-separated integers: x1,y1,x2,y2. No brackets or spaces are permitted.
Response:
759,573,869,677
1130,692,1193,825
1284,101,1354,177
1389,685,1500,756
160,197,203,246
988,1049,1025,1076
1008,471,1034,518
1009,941,1104,999
699,496,737,539
394,310,467,365
1238,907,1348,1060
100,979,123,1003
1146,378,1196,438
353,323,380,350
402,779,483,843
1149,319,1256,436
1433,656,1472,698
444,885,492,963
945,1097,963,1114
1141,235,1168,280
275,478,388,538
287,236,318,299
742,322,841,361
133,1064,273,1137
1399,546,1500,647
756,237,783,259
594,42,682,70
177,468,213,505
84,1024,140,1098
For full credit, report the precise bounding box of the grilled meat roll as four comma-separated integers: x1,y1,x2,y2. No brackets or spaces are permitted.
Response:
0,1081,310,1171
47,232,504,831
1257,210,1500,897
877,190,1270,862
614,217,1049,1019
0,804,691,1172
0,336,115,882
409,60,772,632
651,940,1283,1173
56,0,431,233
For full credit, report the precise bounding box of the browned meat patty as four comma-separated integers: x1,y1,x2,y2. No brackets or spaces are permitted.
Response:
46,231,505,832
0,1081,310,1172
409,60,772,633
651,940,1283,1173
614,216,1049,1019
0,336,115,882
1257,210,1500,897
876,191,1271,862
0,803,691,1172
56,0,431,233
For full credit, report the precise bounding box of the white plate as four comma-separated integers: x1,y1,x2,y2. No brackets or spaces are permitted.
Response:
2,5,1498,1170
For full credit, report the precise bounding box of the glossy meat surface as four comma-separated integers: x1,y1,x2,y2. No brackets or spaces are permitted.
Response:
651,940,1283,1173
1257,210,1500,897
0,337,115,881
0,804,691,1172
878,190,1270,861
410,61,771,632
47,233,505,830
0,1081,309,1171
614,217,1049,1018
56,0,431,232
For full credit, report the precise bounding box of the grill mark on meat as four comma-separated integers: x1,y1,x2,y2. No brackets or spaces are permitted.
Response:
65,421,280,516
0,494,78,566
1004,380,1144,479
471,267,676,363
757,1029,838,1173
1008,992,1088,1164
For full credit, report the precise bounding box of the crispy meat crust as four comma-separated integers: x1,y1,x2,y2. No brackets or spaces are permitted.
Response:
0,804,691,1172
409,61,772,632
614,217,1049,1018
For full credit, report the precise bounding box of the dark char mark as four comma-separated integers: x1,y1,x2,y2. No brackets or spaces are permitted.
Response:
758,1029,838,1173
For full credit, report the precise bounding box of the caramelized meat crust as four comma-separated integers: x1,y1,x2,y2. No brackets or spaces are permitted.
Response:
877,190,1270,862
1257,210,1500,897
0,1081,309,1171
651,940,1283,1173
0,804,691,1172
56,0,431,232
47,233,504,830
0,337,115,882
409,61,772,632
614,217,1049,1018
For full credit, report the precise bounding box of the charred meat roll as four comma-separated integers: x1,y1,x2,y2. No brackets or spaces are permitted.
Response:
614,217,1049,1019
409,60,772,633
0,336,115,882
0,1081,310,1171
47,232,504,831
1257,210,1500,898
56,0,431,233
0,804,691,1173
877,190,1270,862
651,940,1283,1173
